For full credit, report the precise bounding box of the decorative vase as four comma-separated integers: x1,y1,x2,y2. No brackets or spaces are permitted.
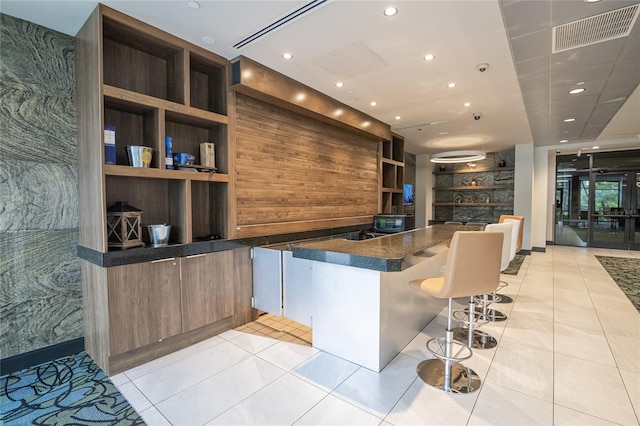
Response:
471,179,477,187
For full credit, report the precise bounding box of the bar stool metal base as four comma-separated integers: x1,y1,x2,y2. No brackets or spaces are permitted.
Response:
466,307,508,322
486,293,513,304
452,327,498,349
417,359,481,394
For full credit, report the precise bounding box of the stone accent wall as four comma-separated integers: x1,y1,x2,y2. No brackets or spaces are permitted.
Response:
0,14,81,358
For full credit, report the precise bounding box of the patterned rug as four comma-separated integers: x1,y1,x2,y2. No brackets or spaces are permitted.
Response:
503,254,525,275
596,256,640,312
0,351,143,425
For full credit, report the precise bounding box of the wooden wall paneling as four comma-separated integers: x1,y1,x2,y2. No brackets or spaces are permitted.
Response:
235,216,373,238
76,7,106,251
377,141,383,213
231,56,390,141
81,261,110,373
232,247,256,327
107,259,182,355
234,94,379,233
181,251,234,332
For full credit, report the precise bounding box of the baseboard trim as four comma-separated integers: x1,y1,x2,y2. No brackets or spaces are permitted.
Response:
532,246,546,252
517,249,532,255
546,240,554,245
1,337,84,376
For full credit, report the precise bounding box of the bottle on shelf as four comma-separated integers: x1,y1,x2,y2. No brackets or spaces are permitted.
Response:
165,136,173,170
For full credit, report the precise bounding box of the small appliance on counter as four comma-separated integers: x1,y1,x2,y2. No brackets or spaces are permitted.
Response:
106,201,144,249
372,214,407,235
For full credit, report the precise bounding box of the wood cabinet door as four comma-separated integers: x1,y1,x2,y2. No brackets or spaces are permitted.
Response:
181,251,234,332
107,258,182,355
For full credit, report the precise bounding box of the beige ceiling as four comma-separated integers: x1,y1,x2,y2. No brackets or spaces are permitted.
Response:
3,0,639,156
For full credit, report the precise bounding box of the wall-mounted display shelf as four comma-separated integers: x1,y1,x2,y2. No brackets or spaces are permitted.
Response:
77,4,231,252
432,150,515,223
380,133,404,214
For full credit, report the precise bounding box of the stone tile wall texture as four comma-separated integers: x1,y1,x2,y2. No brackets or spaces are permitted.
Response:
0,14,81,358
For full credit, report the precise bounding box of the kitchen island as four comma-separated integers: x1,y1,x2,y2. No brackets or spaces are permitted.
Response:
291,224,478,372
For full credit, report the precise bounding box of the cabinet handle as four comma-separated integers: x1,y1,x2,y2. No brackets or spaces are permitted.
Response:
186,253,206,259
151,257,176,263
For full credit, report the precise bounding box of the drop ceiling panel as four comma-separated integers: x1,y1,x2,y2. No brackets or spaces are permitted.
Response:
550,39,626,72
510,30,550,62
501,0,550,38
550,62,614,85
552,0,640,25
515,56,550,79
520,75,549,94
523,92,550,108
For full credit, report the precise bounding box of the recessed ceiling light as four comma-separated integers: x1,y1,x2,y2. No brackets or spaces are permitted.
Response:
564,118,576,122
447,82,456,88
335,82,344,88
569,88,585,94
424,54,435,61
584,0,601,3
464,102,471,107
201,35,215,44
395,116,401,120
560,139,568,143
383,7,398,17
187,1,200,9
592,145,600,149
282,52,293,60
576,81,585,85
370,101,377,107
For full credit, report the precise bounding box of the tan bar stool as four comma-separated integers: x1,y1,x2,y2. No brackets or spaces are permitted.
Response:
492,214,525,304
454,222,513,350
409,231,503,394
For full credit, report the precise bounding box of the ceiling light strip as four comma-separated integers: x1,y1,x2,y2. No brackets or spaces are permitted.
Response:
430,150,486,163
233,0,328,49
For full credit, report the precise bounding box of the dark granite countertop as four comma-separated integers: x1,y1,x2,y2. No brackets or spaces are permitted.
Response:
77,225,365,267
291,224,480,272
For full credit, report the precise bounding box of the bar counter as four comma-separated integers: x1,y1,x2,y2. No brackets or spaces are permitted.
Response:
289,224,479,372
291,224,479,271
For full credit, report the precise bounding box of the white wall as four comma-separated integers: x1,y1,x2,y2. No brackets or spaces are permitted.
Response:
531,146,550,249
514,144,534,251
415,154,431,228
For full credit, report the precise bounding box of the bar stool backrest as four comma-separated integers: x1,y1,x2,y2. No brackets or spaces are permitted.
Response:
438,231,503,299
499,215,524,253
485,222,513,271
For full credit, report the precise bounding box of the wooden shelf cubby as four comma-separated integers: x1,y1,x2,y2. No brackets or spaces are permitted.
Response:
379,133,405,214
77,3,232,253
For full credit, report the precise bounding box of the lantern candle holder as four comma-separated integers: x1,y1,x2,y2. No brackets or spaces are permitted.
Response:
106,201,144,249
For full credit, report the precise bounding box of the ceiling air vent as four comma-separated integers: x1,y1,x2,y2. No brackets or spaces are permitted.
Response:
233,0,328,50
552,3,640,53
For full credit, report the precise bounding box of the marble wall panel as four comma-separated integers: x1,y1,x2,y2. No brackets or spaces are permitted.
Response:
0,14,76,164
0,161,78,231
0,14,80,359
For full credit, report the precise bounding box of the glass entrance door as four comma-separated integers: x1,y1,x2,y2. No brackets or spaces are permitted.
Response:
589,171,640,250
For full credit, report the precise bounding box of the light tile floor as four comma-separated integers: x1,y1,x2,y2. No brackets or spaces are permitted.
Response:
111,246,640,425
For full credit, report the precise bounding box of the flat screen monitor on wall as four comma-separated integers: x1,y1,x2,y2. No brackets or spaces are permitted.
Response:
403,183,414,206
